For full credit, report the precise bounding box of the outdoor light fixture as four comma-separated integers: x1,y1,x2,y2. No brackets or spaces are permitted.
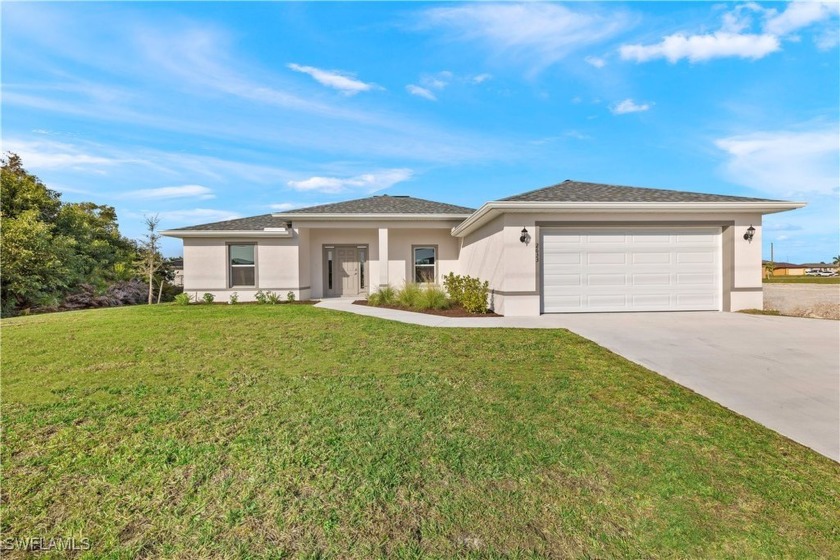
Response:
520,227,531,244
743,225,756,243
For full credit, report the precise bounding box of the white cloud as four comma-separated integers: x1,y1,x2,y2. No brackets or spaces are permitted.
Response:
287,168,413,194
584,55,606,68
620,32,780,63
155,208,242,225
406,84,437,101
1,138,146,170
610,99,651,114
420,71,452,90
621,1,838,64
287,63,377,95
420,3,632,73
714,125,839,196
123,185,215,200
763,1,839,36
269,202,307,211
470,73,492,84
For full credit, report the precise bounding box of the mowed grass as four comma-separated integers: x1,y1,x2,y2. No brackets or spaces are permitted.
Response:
764,276,840,284
2,305,839,559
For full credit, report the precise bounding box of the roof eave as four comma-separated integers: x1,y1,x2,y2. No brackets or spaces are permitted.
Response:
451,201,807,237
161,229,294,239
272,212,473,221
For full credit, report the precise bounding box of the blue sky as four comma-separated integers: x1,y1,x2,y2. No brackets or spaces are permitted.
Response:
2,1,838,261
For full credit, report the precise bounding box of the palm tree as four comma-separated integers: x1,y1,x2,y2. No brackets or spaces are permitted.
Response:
833,255,840,266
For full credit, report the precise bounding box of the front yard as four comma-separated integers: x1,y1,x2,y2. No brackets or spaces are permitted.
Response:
2,305,838,558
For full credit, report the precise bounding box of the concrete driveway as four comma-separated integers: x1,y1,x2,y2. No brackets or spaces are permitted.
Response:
525,312,840,461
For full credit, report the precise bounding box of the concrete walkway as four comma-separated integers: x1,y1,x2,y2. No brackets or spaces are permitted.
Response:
316,299,840,461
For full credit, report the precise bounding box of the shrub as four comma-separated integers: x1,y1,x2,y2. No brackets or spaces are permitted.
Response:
228,292,239,305
443,272,465,305
418,285,450,310
201,292,215,304
286,291,296,303
254,290,268,304
265,291,282,305
174,293,191,305
397,283,423,309
368,285,397,306
461,276,489,314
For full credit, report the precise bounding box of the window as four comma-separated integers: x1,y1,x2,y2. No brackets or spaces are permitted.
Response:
359,248,366,289
413,246,436,283
327,249,333,290
229,244,256,287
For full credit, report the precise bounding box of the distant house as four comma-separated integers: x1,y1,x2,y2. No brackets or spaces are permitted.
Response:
163,180,804,316
765,261,839,276
168,257,184,287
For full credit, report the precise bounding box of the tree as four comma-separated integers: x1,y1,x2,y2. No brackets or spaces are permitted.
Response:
833,255,840,266
136,215,162,304
1,153,61,222
763,261,776,279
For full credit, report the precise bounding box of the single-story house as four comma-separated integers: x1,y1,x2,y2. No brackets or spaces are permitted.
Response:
162,180,804,316
765,261,806,277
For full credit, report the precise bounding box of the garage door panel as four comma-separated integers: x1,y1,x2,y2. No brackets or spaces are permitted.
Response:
542,227,720,313
633,252,671,264
588,274,627,286
587,252,626,265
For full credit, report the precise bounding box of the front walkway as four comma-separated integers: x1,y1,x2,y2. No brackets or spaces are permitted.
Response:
315,298,840,461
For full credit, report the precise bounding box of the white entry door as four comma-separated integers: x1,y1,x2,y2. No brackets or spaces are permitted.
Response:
541,227,721,313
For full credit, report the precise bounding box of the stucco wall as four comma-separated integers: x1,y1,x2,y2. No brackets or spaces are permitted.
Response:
457,211,765,315
387,228,460,287
182,236,305,302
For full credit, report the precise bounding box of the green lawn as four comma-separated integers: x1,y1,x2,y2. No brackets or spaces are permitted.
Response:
2,305,839,558
764,276,840,284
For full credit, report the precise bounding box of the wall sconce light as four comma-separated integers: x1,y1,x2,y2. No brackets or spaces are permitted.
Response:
743,225,756,243
520,227,531,245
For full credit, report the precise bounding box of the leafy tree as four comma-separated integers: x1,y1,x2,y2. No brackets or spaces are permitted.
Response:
1,153,61,221
1,210,74,312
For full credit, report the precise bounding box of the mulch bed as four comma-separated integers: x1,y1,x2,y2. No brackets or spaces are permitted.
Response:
353,300,501,318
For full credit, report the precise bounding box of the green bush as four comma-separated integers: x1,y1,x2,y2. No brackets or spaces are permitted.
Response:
174,293,191,305
286,291,296,303
418,285,450,310
397,283,423,309
368,285,397,306
265,291,282,305
254,290,268,304
443,272,465,305
461,277,489,314
201,292,215,304
228,292,239,305
444,273,489,313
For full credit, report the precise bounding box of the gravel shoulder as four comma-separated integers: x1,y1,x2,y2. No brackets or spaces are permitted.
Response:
764,284,840,320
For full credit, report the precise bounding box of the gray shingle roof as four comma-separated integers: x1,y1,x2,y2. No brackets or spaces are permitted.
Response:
166,195,474,231
500,180,781,203
276,195,475,215
167,214,290,232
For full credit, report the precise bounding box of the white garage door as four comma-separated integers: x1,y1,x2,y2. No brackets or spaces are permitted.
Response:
541,227,721,313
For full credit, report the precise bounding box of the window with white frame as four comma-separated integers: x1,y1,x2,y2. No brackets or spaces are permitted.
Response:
229,244,256,287
413,246,436,283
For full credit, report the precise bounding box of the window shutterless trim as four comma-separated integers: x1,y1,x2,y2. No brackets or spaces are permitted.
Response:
227,242,257,288
411,244,438,284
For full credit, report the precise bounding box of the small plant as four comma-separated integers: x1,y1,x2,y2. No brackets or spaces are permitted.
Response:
368,285,397,306
254,290,268,304
461,276,489,314
174,293,191,305
397,283,423,309
418,285,450,310
228,292,239,305
286,291,296,303
265,291,282,305
443,272,465,305
202,292,216,304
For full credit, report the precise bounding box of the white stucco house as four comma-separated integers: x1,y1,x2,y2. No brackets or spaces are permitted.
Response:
162,180,804,316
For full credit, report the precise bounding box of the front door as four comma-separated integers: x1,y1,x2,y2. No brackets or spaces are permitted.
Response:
325,246,366,297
